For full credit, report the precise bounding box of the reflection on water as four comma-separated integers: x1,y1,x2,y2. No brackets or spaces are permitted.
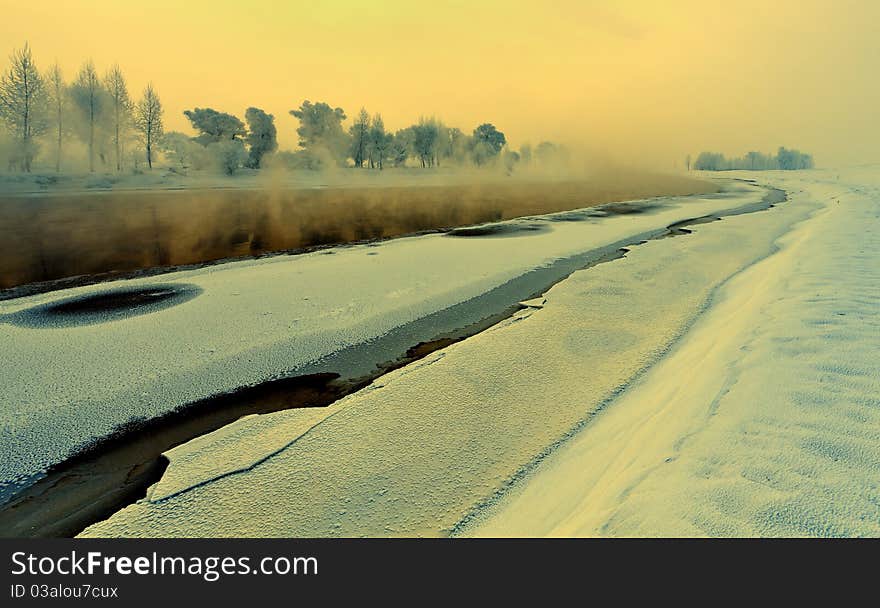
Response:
0,175,715,292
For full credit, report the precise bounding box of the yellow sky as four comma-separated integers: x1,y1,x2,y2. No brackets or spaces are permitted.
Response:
2,0,878,167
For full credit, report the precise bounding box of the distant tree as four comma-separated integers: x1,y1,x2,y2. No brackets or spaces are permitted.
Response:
349,108,370,168
776,146,813,170
693,148,811,171
533,141,570,168
0,43,48,172
471,123,505,165
159,131,194,171
433,126,452,165
182,108,247,173
104,65,131,172
799,153,813,169
534,141,556,161
244,107,277,168
133,84,163,170
213,140,247,175
432,121,451,167
685,153,691,171
70,61,103,172
389,131,410,167
183,107,245,145
519,143,532,166
412,117,439,167
448,128,471,165
46,63,65,172
367,113,392,169
502,148,520,174
289,100,348,166
776,147,795,170
693,151,724,171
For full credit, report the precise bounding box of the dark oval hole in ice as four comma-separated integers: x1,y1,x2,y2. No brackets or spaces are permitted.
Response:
3,283,203,328
446,222,550,238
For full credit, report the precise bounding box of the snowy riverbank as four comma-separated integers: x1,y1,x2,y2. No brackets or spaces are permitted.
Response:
75,169,843,537
468,169,880,537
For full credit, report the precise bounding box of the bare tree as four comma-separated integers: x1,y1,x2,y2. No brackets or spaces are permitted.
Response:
367,113,391,170
133,84,163,170
0,43,48,172
104,64,131,172
349,108,369,168
46,63,65,172
70,60,102,172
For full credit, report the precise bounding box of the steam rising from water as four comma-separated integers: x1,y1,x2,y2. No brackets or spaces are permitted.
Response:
0,169,716,290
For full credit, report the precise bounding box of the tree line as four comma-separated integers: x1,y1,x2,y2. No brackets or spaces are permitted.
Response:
690,147,814,171
0,44,163,173
159,101,565,175
0,43,567,175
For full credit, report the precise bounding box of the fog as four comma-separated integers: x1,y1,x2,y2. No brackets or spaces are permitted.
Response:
1,1,877,168
6,1,870,287
0,169,716,291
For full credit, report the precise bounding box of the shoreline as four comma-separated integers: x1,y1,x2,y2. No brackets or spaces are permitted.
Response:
75,175,795,537
0,174,717,296
467,172,880,537
0,182,782,538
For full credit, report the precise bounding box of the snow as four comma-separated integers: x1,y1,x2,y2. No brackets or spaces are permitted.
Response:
469,169,880,536
1,181,764,490
78,173,825,537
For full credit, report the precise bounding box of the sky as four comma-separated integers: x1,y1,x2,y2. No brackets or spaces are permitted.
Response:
1,0,878,168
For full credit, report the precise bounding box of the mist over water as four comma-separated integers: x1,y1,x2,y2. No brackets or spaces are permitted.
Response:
0,169,715,291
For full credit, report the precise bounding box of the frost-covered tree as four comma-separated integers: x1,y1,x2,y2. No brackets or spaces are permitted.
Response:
0,43,48,172
389,131,410,167
70,60,104,172
366,113,392,170
349,108,370,168
104,64,131,171
434,121,456,167
289,100,348,166
776,146,813,170
430,122,469,167
212,140,247,175
743,151,760,170
133,84,163,170
471,123,505,165
243,107,277,169
448,128,471,165
159,131,194,171
183,107,246,145
692,148,812,171
182,107,248,173
693,151,725,170
46,63,66,172
412,117,439,168
502,148,520,173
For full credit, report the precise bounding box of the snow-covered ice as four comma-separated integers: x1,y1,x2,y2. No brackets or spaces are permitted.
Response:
77,172,834,537
469,170,880,537
1,183,764,490
81,168,880,537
